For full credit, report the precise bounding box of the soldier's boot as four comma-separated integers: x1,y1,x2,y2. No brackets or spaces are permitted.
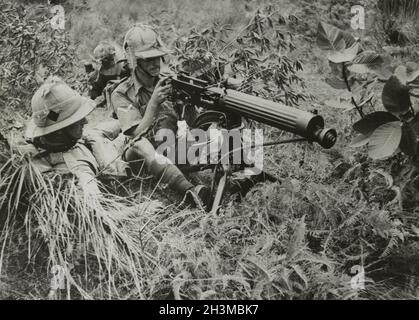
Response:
148,158,193,193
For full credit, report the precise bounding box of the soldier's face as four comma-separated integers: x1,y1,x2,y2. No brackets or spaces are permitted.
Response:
137,57,160,77
65,118,88,140
101,55,115,69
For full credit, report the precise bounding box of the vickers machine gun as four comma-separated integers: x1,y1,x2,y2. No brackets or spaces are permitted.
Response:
167,73,337,213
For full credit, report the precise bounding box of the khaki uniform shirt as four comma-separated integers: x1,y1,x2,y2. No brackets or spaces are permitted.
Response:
110,73,178,146
17,120,129,195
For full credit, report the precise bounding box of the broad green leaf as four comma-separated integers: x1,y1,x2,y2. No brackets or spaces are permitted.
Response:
355,93,374,108
353,50,384,64
406,62,419,86
324,97,354,110
350,133,371,148
409,78,419,87
324,75,348,90
348,51,392,80
316,21,356,52
348,51,385,71
393,65,419,87
353,111,399,135
368,121,402,160
411,88,419,97
374,68,394,82
326,62,358,89
406,62,419,70
352,79,376,107
328,43,360,64
399,123,417,156
382,76,412,114
329,60,343,74
393,66,409,85
348,64,370,74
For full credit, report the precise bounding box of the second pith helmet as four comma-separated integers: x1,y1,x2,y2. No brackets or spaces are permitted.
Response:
93,41,116,62
123,24,168,60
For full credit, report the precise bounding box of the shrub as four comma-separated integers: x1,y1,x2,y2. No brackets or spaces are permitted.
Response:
377,0,419,45
171,4,308,106
0,1,86,138
316,21,419,161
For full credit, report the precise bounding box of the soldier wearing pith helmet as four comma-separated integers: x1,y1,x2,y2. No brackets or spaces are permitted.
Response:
26,76,96,151
87,41,129,100
23,76,128,195
110,24,211,210
111,24,177,139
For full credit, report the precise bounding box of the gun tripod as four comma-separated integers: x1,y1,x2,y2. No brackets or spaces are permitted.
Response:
180,110,307,213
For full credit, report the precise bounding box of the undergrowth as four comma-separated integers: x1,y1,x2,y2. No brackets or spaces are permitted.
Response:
1,0,419,300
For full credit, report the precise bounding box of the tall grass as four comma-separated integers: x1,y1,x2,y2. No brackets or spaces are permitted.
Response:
379,0,419,20
0,140,163,299
1,130,418,299
378,0,419,44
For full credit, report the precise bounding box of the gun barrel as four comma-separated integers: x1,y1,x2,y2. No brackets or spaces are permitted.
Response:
209,87,337,149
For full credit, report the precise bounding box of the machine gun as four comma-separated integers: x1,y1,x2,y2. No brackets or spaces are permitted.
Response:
169,73,337,148
166,73,338,212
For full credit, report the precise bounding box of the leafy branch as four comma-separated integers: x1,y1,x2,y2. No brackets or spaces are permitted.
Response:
171,4,308,106
316,21,419,160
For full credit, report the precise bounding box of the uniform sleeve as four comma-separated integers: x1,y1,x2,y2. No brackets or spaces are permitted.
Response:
75,170,102,196
62,145,102,196
85,119,121,141
111,90,143,135
82,129,130,177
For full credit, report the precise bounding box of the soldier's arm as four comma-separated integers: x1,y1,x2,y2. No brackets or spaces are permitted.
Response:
85,119,121,141
77,170,102,196
111,79,170,138
111,89,144,136
63,152,102,196
129,78,172,138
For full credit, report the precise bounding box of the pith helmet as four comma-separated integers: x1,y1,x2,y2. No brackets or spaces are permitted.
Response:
123,24,168,60
93,41,116,62
25,76,95,139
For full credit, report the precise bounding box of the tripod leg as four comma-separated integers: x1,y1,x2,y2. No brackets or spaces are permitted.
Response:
210,171,227,214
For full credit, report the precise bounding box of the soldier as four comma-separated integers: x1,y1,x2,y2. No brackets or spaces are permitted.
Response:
21,76,129,196
87,41,130,101
111,24,211,209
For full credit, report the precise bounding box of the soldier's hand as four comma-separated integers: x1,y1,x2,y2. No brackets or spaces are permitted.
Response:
149,77,171,107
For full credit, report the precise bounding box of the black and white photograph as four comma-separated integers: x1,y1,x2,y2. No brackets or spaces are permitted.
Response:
0,0,418,304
